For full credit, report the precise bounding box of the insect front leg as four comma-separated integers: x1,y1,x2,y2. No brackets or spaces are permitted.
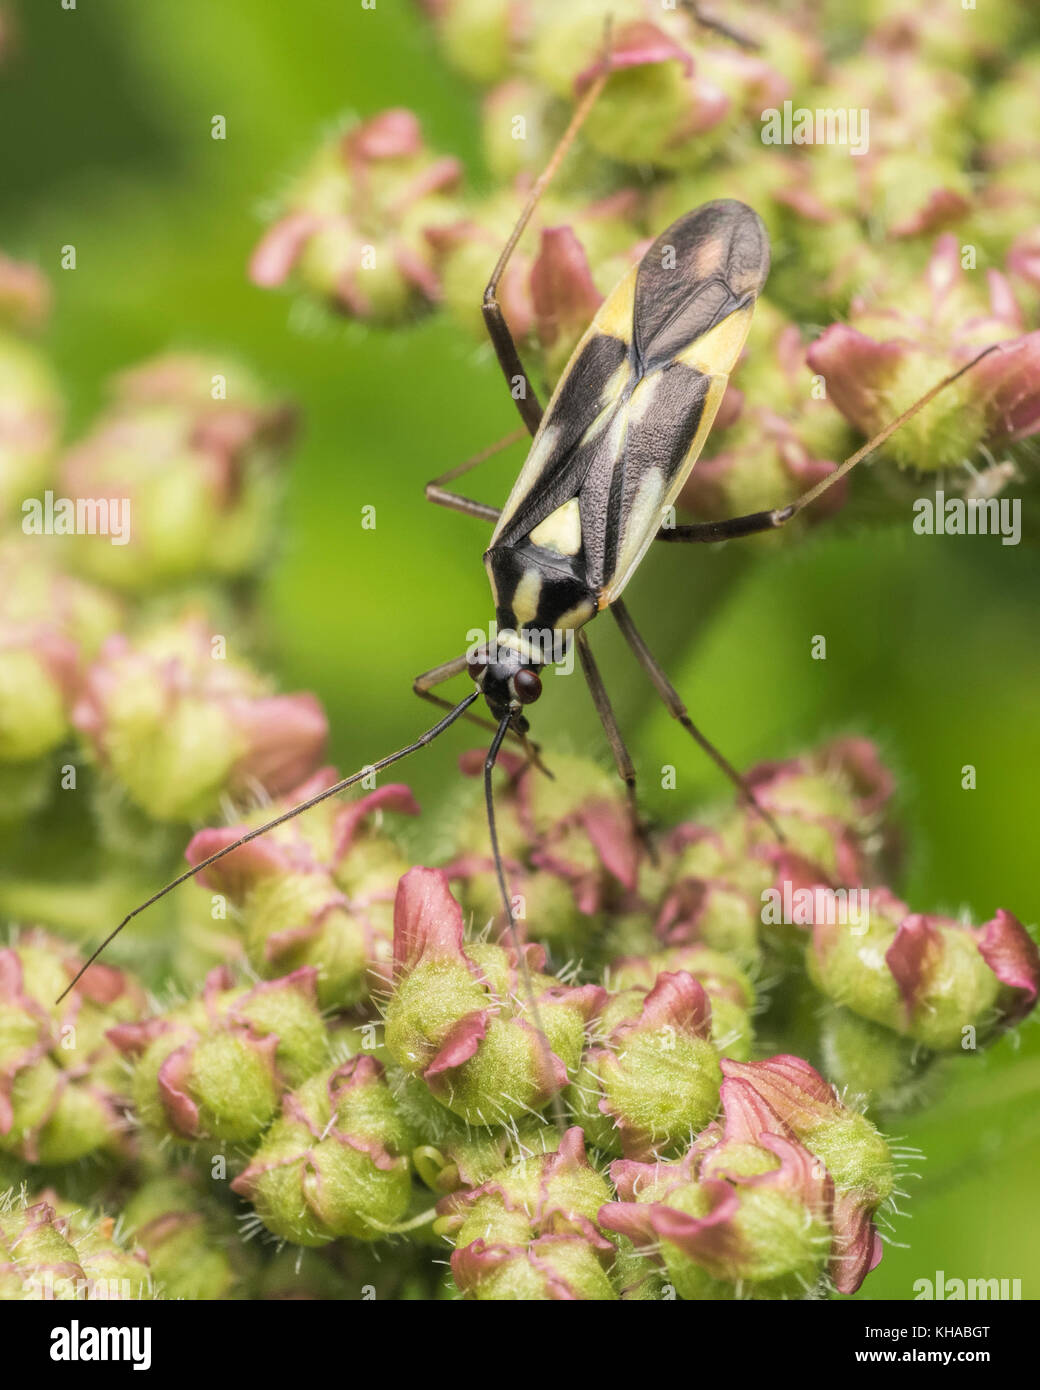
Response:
609,599,784,841
481,32,614,437
424,429,527,521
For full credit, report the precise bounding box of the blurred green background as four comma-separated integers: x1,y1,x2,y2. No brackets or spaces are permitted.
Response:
1,0,1036,1298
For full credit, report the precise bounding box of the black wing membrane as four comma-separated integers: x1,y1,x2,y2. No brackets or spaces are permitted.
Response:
633,199,770,369
488,200,769,598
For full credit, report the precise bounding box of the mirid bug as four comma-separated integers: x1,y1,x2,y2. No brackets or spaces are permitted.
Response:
58,58,999,1028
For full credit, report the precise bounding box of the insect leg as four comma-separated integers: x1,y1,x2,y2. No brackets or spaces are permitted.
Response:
481,35,614,437
575,631,643,836
680,2,761,50
656,344,1005,545
424,429,527,521
609,598,785,840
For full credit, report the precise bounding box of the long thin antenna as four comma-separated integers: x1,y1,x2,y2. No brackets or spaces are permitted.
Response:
484,712,568,1135
56,691,481,1003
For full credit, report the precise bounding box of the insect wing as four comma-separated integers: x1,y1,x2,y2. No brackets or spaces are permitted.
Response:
598,199,770,603
488,200,769,609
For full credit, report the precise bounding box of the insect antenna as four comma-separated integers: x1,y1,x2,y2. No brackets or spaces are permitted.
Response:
483,711,568,1135
55,690,481,1003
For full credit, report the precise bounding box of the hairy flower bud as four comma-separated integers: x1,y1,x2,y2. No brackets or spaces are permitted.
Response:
122,1174,240,1300
74,615,327,823
385,868,604,1126
250,109,462,324
187,775,418,1008
0,932,142,1166
55,353,293,591
0,1197,152,1301
231,1055,414,1246
447,749,642,955
570,972,722,1159
807,889,1039,1049
808,235,1040,469
436,1127,620,1299
110,967,328,1145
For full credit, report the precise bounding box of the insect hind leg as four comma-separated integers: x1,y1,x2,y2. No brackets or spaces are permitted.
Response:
656,345,1004,545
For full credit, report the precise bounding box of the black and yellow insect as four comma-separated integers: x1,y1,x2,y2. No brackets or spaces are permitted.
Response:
58,68,997,1004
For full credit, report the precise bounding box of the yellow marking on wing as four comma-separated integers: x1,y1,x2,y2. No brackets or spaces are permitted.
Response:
511,569,543,626
529,497,582,556
674,301,754,378
593,262,639,340
491,262,640,548
600,372,731,607
625,372,661,427
490,424,560,545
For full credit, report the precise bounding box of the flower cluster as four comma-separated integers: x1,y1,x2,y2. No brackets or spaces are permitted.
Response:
2,729,1034,1300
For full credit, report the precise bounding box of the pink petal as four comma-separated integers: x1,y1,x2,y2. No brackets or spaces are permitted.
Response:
346,108,423,162
623,971,712,1040
184,826,289,895
530,226,603,350
885,914,943,1017
806,325,907,435
969,331,1040,442
579,799,640,892
156,1045,201,1138
249,213,321,288
974,910,1040,1026
574,20,694,94
890,188,971,239
392,866,467,974
424,1009,490,1079
331,782,420,862
230,692,328,797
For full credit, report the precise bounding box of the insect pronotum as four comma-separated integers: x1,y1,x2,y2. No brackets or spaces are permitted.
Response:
57,48,1001,1131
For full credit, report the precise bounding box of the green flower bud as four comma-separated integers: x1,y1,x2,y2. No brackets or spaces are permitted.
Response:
807,890,1039,1049
250,110,463,325
436,1127,619,1300
74,615,327,823
188,779,418,1008
0,932,143,1165
385,868,604,1126
56,353,294,592
110,967,328,1145
122,1175,240,1300
570,973,721,1159
0,1197,151,1301
231,1056,414,1246
610,944,755,1061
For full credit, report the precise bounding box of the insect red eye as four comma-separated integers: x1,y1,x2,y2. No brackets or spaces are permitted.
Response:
467,658,486,684
513,669,542,704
